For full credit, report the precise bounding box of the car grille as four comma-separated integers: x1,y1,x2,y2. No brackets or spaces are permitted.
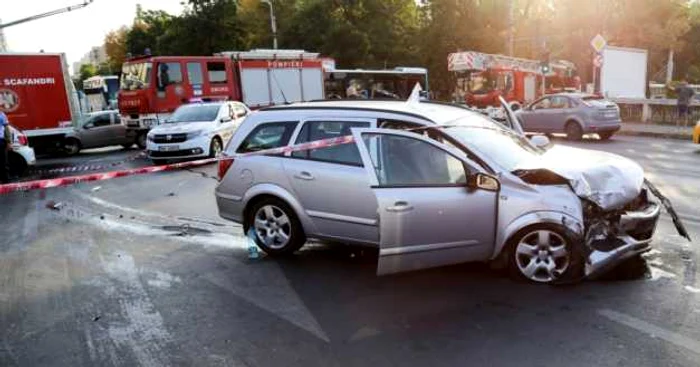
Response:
153,133,187,143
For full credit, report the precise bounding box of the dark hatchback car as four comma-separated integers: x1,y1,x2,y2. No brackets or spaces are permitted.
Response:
515,93,621,141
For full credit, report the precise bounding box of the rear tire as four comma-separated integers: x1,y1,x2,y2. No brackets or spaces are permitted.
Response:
246,197,306,256
598,132,614,140
63,138,81,156
565,122,583,141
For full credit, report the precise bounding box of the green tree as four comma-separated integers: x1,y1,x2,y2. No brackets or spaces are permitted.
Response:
105,27,128,72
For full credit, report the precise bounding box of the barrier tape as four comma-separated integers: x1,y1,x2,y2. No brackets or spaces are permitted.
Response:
0,135,356,195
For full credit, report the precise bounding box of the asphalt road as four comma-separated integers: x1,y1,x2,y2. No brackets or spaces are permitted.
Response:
2,135,700,367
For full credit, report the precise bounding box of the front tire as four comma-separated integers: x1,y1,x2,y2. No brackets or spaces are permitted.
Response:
63,138,81,156
209,137,223,158
136,133,147,149
507,224,583,284
565,122,583,141
246,198,305,256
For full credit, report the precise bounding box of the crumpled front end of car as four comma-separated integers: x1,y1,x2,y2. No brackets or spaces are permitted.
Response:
581,185,661,278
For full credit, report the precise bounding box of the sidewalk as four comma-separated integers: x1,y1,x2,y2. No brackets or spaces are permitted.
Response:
618,122,695,140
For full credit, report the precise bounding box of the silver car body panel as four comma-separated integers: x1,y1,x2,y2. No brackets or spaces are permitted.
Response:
352,128,498,275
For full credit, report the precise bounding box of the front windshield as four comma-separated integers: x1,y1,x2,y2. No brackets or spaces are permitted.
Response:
168,104,220,123
120,62,152,91
446,123,541,171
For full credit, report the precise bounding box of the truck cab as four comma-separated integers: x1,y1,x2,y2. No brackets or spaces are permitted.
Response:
118,56,240,148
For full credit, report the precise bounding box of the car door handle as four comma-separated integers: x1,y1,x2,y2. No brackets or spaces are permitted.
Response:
386,201,413,212
294,171,315,181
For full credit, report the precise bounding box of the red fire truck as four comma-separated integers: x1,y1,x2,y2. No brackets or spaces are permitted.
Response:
0,53,82,153
447,51,578,109
118,49,326,148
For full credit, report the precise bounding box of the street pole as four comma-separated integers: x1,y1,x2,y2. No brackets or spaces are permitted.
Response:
262,0,278,50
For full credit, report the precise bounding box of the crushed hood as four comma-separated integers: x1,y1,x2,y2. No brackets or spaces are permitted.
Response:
515,145,644,211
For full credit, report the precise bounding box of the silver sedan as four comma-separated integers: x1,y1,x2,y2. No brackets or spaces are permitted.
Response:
515,93,621,141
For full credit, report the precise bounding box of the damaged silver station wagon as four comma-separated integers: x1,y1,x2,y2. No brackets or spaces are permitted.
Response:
215,95,689,284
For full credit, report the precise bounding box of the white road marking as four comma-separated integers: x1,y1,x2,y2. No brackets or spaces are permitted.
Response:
349,326,381,342
684,285,700,294
103,253,172,367
648,265,677,280
203,263,331,343
599,309,700,355
147,271,182,289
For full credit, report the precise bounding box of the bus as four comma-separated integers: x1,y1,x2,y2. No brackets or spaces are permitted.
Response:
83,75,119,112
324,67,429,100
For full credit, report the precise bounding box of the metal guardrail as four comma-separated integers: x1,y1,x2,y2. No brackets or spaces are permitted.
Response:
612,98,700,124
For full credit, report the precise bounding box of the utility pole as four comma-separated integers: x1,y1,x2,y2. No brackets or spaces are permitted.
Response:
262,0,278,49
506,0,514,56
0,1,94,29
666,49,674,84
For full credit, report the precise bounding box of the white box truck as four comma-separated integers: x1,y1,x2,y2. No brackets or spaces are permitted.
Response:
600,46,648,98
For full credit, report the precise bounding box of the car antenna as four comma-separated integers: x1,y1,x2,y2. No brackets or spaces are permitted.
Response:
269,69,290,104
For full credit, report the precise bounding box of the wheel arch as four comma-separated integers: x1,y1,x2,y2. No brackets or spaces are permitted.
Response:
241,183,315,236
493,211,584,260
565,117,584,130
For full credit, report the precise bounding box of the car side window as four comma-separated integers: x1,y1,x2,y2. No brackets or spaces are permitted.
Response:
550,96,568,109
362,133,467,187
532,98,551,110
91,114,111,128
233,104,248,118
291,120,369,166
237,122,298,154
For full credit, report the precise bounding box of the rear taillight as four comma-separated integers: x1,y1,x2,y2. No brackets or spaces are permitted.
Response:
17,134,28,146
217,156,234,181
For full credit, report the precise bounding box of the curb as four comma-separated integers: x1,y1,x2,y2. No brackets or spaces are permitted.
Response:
617,129,692,141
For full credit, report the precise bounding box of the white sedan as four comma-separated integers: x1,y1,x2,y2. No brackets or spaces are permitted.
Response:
146,101,250,164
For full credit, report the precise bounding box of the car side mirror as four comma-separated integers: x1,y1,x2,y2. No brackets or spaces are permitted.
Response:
467,173,500,192
220,116,232,123
530,135,551,149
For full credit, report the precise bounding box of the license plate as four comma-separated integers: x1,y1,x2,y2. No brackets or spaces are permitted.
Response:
158,145,179,152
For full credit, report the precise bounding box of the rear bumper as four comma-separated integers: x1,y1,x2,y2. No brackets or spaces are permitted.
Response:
585,202,660,278
215,191,244,225
585,122,621,134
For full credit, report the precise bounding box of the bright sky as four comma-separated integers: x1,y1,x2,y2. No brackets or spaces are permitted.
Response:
3,0,184,73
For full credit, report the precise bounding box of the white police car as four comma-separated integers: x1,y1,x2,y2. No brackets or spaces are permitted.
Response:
146,101,250,164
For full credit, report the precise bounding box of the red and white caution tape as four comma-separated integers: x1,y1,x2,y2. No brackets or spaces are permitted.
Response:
0,135,356,195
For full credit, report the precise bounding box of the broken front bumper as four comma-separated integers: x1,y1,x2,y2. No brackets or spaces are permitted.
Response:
584,202,661,279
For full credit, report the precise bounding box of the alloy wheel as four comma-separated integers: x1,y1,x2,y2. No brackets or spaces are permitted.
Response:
253,205,292,250
515,229,570,283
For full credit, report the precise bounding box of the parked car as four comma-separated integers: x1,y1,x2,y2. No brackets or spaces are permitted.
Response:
63,110,136,156
146,101,250,165
7,125,36,177
515,93,621,141
214,99,686,284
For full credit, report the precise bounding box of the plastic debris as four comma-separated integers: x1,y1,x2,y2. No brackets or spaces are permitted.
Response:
247,228,260,260
91,186,102,192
